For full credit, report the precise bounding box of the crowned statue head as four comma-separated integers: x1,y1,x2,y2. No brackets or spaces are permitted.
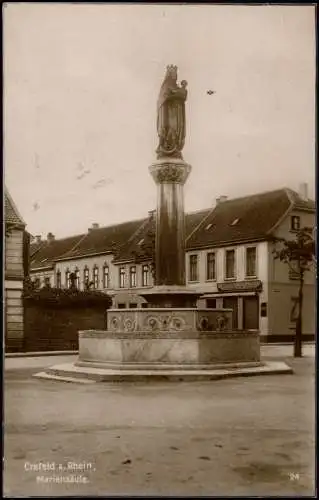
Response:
165,64,178,82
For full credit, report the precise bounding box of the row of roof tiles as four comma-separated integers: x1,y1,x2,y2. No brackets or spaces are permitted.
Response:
5,189,26,227
30,187,315,270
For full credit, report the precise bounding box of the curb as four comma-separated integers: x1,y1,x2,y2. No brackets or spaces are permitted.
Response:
33,360,294,384
5,351,78,358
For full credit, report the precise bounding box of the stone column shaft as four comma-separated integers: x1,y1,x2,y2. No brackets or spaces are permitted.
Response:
149,159,191,287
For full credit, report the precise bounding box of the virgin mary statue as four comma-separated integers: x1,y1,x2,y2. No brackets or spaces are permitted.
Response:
156,65,188,159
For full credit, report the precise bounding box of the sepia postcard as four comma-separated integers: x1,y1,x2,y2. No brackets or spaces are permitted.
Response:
3,2,316,497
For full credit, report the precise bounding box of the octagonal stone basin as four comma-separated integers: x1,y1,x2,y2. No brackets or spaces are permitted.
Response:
76,308,261,369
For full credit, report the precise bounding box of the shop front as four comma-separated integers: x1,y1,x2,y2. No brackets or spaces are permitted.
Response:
204,280,263,331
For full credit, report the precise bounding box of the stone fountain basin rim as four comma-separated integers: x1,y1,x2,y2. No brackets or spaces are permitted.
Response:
108,307,234,312
78,329,260,339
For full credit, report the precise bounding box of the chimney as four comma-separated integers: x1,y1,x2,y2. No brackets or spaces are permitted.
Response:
216,195,228,205
47,232,55,243
35,235,42,243
299,183,308,201
88,223,99,232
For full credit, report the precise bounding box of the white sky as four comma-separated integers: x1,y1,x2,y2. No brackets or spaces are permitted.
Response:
4,3,316,238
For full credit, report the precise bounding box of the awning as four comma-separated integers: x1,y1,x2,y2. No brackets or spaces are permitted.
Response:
217,280,262,293
203,292,257,298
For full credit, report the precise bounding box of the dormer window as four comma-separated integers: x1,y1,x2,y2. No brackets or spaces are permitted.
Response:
291,215,300,231
230,218,240,226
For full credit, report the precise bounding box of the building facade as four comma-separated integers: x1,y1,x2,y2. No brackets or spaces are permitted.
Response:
5,189,28,351
30,187,315,342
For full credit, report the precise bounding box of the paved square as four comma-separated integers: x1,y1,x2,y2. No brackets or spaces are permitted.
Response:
4,345,315,496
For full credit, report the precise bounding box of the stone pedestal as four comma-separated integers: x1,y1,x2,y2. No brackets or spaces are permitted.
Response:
75,307,260,368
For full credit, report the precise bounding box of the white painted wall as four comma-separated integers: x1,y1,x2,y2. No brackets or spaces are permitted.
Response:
30,269,54,287
55,254,114,290
185,242,267,290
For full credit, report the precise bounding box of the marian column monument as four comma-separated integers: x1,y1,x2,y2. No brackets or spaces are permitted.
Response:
150,65,191,287
142,65,198,308
35,65,292,383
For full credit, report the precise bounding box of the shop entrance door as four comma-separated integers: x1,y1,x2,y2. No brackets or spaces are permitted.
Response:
243,296,259,330
223,297,238,329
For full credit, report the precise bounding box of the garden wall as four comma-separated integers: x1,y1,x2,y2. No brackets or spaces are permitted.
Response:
23,303,108,352
5,285,113,353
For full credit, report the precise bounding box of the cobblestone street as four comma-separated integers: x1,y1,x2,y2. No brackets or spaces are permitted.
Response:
4,345,315,496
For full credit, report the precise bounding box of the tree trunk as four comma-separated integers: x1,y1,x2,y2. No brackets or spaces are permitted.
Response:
294,272,304,358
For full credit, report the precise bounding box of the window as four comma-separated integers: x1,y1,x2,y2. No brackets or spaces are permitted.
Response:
206,252,216,281
83,267,89,288
206,298,217,308
142,265,149,287
291,216,300,231
75,269,80,289
141,303,148,308
130,266,137,288
93,266,99,289
33,278,41,289
56,270,61,289
119,267,126,288
246,247,257,277
129,303,138,309
103,264,109,289
65,270,70,289
44,277,51,287
189,255,198,282
118,303,126,309
225,249,236,279
230,218,240,226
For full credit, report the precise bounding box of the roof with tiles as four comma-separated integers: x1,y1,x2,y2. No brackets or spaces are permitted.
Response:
55,218,146,261
29,187,315,270
5,189,25,226
113,208,211,263
286,188,316,211
186,188,315,250
30,234,85,270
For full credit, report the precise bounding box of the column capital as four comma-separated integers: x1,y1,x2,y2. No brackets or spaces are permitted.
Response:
149,159,192,185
